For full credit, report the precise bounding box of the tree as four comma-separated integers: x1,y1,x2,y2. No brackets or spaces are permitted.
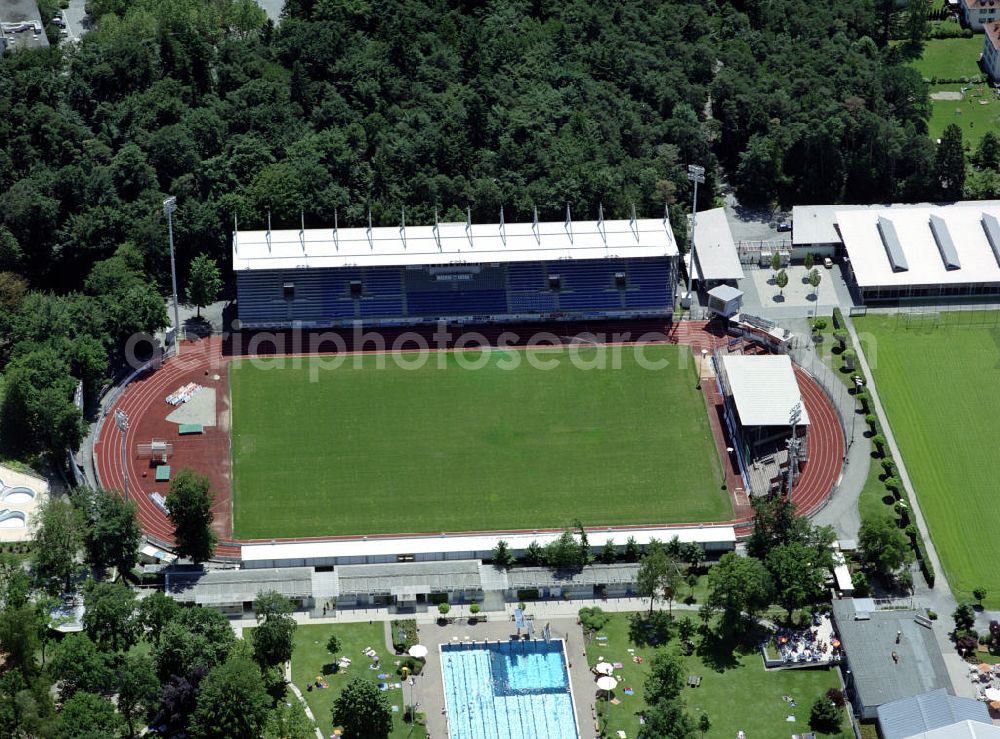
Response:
905,0,930,48
331,677,393,739
973,587,987,606
82,580,140,652
31,496,83,594
707,552,773,626
637,546,682,616
858,515,914,577
185,254,223,318
935,124,966,201
326,633,342,660
49,634,114,698
544,530,584,569
637,697,695,739
953,602,976,633
775,269,789,297
644,651,685,705
264,699,315,739
809,268,822,298
766,542,828,618
189,656,270,739
600,539,617,564
523,540,544,566
770,251,782,274
491,540,514,570
735,135,782,207
138,590,180,645
976,132,1000,170
117,654,159,738
809,695,841,732
698,713,711,737
55,691,124,738
624,536,641,562
165,468,218,563
251,590,297,670
804,253,815,271
154,607,235,681
78,488,141,574
0,604,42,677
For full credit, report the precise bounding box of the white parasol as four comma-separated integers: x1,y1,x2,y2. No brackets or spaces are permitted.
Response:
596,675,618,692
408,644,428,659
594,662,614,675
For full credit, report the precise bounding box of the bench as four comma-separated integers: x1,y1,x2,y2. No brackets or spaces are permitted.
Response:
178,424,203,435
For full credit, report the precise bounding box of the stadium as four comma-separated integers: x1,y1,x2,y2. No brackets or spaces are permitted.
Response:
93,211,844,579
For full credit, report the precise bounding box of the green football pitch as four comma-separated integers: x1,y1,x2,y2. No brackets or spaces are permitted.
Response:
857,313,1000,608
229,344,730,539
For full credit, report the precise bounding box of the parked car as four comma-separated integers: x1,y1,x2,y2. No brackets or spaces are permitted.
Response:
776,222,792,232
823,257,834,269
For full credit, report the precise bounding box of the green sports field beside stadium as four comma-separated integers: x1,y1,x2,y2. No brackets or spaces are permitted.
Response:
230,344,730,539
856,313,1000,608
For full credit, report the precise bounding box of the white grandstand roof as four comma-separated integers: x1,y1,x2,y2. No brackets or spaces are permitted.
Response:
691,208,744,281
791,200,1000,246
240,525,736,563
721,354,810,427
837,205,1000,287
231,216,678,271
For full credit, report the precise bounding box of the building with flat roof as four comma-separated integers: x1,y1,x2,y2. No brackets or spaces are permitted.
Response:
0,0,50,52
905,720,1000,739
877,689,991,739
689,207,744,286
233,213,678,329
831,599,952,720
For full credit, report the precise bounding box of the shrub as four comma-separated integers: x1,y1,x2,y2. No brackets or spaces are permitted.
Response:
864,413,878,429
954,602,976,632
812,317,828,331
973,587,987,605
809,696,840,732
469,603,480,615
872,434,886,451
956,633,979,656
832,307,844,329
833,330,847,348
881,458,895,476
927,610,938,620
851,570,869,596
391,620,418,653
825,688,846,708
578,606,611,633
438,602,451,616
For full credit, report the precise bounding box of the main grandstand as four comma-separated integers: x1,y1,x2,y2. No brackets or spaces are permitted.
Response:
232,210,678,328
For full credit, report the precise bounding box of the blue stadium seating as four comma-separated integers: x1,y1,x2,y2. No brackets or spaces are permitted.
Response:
359,297,404,317
507,262,546,291
407,289,508,316
509,292,556,313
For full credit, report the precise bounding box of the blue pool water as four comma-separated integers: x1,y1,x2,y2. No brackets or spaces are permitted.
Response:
441,640,579,739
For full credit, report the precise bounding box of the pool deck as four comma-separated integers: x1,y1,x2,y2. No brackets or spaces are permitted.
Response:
403,617,595,739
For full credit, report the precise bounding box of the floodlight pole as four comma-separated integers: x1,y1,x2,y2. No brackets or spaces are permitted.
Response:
685,164,705,314
115,409,129,501
164,197,181,356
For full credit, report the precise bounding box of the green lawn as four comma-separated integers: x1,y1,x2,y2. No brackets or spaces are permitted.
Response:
583,613,851,739
231,345,730,538
855,314,1000,607
927,83,1000,147
289,622,426,739
907,37,984,80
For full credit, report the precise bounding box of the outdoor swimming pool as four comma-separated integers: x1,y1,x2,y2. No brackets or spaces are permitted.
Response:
441,639,579,739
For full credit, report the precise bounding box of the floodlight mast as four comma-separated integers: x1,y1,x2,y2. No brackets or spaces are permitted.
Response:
163,197,181,356
115,409,130,501
685,164,705,312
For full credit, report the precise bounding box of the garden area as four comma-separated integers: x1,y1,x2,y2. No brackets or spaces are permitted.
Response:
579,610,852,739
289,621,427,739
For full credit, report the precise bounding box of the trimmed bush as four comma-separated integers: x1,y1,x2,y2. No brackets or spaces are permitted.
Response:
832,307,845,329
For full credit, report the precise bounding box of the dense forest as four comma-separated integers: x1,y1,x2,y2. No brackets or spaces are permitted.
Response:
0,0,941,458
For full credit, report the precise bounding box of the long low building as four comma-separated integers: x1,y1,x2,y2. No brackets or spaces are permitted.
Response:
792,201,1000,302
240,525,736,569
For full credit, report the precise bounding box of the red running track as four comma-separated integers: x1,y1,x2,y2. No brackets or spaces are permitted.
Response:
94,323,845,557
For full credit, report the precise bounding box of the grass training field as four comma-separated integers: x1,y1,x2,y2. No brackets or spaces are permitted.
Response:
927,83,1000,148
856,313,1000,607
230,345,729,539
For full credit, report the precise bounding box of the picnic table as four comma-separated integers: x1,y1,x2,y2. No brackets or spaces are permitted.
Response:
178,423,203,435
155,465,171,482
687,675,702,687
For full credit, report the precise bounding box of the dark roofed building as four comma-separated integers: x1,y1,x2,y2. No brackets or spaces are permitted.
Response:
831,599,952,720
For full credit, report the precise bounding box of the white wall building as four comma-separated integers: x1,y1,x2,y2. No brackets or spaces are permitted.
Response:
984,20,1000,81
961,0,1000,31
